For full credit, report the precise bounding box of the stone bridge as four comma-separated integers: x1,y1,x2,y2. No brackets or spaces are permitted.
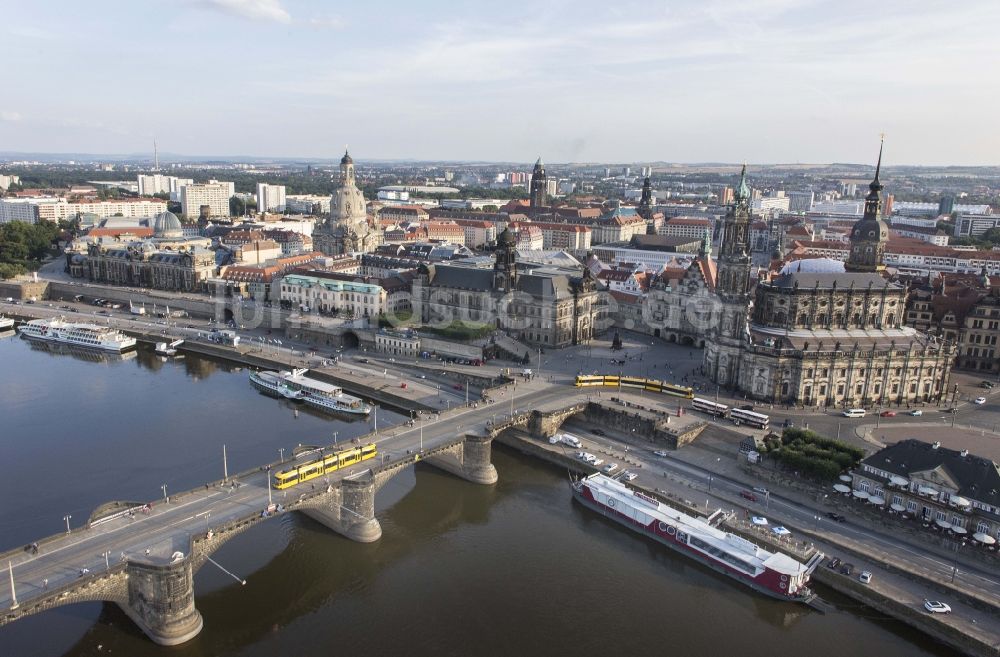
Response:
1,397,628,647
0,433,497,646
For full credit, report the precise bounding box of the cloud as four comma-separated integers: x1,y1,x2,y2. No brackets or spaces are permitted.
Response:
193,0,291,23
307,15,346,30
0,111,21,122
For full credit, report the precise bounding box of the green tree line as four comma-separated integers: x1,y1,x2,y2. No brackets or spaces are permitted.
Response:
0,220,61,279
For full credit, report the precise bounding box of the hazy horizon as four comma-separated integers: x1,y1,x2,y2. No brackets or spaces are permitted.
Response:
2,0,999,166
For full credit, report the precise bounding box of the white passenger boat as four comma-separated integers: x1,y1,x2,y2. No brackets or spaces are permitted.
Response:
17,317,136,352
250,368,371,415
0,316,14,331
249,370,306,400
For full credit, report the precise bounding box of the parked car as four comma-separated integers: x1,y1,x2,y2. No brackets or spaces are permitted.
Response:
943,407,959,413
924,600,951,614
840,563,854,576
752,486,769,495
738,404,754,411
623,471,638,481
859,571,873,584
453,384,463,391
592,428,606,436
601,463,618,474
591,458,604,467
826,557,842,570
826,512,846,522
740,490,758,502
653,450,668,457
974,397,987,405
980,381,995,389
879,410,896,417
909,409,923,416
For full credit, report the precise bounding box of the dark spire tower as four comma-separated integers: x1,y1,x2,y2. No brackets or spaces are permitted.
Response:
529,157,548,208
704,163,754,388
637,176,653,220
846,138,888,273
716,163,753,299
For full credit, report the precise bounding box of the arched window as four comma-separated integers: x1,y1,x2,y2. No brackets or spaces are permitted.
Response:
834,313,843,327
852,313,861,326
798,313,808,326
886,313,895,327
817,313,827,325
870,314,878,326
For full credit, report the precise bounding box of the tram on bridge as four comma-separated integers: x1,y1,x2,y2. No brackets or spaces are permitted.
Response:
273,443,378,490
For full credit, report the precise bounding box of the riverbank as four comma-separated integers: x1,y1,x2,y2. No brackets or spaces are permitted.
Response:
494,425,1000,657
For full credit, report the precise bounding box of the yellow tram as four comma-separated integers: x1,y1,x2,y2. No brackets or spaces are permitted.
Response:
273,443,378,490
574,375,693,399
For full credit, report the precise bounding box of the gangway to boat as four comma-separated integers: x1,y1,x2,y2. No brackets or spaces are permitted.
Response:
804,550,826,575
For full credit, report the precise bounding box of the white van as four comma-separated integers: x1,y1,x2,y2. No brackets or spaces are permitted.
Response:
842,408,866,418
560,434,582,448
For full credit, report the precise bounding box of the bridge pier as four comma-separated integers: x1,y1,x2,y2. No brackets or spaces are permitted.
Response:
301,477,382,543
121,560,203,646
426,434,498,485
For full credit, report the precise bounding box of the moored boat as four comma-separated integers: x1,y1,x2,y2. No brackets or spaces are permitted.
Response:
571,473,822,603
249,370,305,400
17,317,136,352
284,369,372,415
0,316,13,331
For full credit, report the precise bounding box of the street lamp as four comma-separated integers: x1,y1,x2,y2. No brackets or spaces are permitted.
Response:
279,447,285,463
161,484,168,503
333,431,339,446
63,515,72,534
708,475,713,492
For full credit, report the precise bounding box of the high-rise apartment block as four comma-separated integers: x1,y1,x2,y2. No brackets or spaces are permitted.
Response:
256,183,287,213
180,182,233,218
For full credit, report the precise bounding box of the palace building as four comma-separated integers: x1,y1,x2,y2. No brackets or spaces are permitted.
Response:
412,227,601,348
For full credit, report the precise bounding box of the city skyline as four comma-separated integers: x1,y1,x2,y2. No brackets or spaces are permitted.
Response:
1,0,999,165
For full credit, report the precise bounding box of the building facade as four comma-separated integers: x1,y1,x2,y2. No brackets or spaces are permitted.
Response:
180,183,232,218
256,183,287,213
413,228,600,348
703,150,954,406
851,439,1000,546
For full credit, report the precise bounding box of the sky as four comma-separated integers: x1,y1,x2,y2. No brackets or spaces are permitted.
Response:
1,0,998,165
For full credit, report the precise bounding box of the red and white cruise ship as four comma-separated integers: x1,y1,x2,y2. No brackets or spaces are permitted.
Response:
572,473,822,602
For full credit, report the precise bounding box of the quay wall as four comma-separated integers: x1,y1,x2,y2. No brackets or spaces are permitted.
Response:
810,568,999,657
493,427,998,657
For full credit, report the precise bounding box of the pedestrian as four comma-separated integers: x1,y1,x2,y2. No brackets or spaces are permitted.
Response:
42,578,48,589
145,548,150,555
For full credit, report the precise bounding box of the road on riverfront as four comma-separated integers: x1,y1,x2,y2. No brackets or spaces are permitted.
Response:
0,378,569,612
554,427,1000,646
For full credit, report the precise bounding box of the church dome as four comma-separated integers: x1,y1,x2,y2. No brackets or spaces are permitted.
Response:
497,227,516,246
153,211,183,238
341,150,353,165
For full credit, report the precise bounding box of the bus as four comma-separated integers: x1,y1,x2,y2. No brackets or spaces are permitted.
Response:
729,408,770,430
691,397,729,418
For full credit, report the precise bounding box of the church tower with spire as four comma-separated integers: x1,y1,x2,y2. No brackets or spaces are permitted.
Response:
846,140,889,273
529,157,548,208
704,164,754,387
313,148,381,256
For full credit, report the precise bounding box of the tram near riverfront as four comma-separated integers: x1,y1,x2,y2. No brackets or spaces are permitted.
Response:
574,374,693,399
273,443,378,490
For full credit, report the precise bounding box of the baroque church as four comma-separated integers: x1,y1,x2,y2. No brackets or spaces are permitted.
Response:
313,150,383,256
703,145,955,406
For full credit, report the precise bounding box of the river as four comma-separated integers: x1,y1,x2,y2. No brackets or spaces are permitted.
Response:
0,333,957,657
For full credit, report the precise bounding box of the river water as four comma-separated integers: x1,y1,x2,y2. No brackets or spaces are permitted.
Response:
0,333,956,657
